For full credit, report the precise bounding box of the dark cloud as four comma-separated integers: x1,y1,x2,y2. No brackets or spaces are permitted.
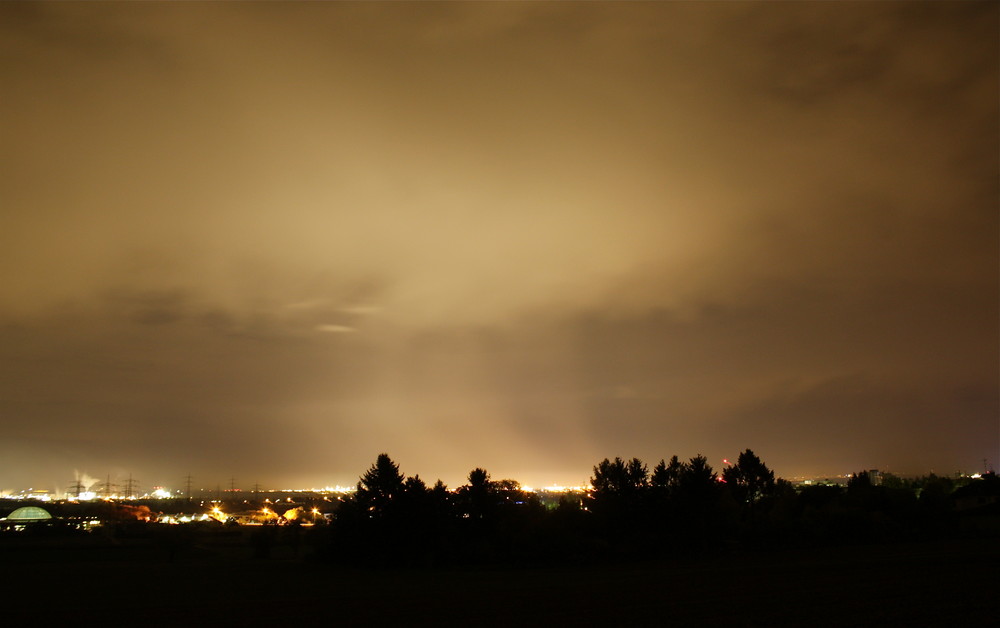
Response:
0,3,996,491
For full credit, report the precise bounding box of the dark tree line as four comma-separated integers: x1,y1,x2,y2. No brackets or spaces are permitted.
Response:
322,452,997,567
328,454,547,565
584,451,785,556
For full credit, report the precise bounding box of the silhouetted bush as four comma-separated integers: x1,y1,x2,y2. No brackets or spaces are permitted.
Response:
321,454,994,568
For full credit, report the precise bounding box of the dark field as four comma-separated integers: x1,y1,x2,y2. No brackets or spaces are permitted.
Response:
2,533,997,626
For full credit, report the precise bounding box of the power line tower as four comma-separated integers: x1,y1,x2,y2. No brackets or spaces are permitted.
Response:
253,481,261,503
68,478,84,500
103,474,115,499
184,474,194,503
122,474,138,499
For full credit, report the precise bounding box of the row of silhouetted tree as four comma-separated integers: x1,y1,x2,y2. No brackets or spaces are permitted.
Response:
321,452,996,566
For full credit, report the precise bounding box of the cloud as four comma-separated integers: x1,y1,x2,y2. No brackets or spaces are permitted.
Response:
315,324,355,334
1,3,994,332
0,3,994,488
338,305,383,316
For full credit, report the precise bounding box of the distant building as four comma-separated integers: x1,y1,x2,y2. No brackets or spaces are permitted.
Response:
0,506,53,532
953,475,1000,512
868,470,881,486
5,506,52,521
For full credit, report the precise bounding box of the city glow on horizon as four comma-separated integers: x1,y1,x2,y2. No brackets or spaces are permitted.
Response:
5,465,998,501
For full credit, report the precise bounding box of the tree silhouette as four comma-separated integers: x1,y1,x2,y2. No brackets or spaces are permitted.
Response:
356,453,405,518
457,467,496,521
430,479,451,514
678,454,717,497
589,457,651,546
468,468,492,492
400,474,430,517
591,457,648,497
651,455,683,498
324,447,982,568
649,456,684,537
675,454,720,543
847,470,872,491
495,478,532,510
651,459,669,490
722,449,775,510
495,478,521,492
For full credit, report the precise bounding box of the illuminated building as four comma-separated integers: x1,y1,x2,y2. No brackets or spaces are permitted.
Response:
0,506,54,532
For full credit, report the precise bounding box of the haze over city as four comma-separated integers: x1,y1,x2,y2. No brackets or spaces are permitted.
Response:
1,2,997,493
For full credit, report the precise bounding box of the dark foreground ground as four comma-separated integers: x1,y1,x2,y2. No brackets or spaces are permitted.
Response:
2,533,997,626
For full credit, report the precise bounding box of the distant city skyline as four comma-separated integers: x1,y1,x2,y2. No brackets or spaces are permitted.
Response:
3,458,994,501
2,3,997,491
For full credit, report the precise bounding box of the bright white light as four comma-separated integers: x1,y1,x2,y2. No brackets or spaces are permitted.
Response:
540,485,589,493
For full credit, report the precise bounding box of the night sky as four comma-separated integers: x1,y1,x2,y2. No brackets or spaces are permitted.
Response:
2,2,997,493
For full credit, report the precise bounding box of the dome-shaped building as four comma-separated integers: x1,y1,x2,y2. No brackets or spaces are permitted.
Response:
1,506,56,531
6,506,52,521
